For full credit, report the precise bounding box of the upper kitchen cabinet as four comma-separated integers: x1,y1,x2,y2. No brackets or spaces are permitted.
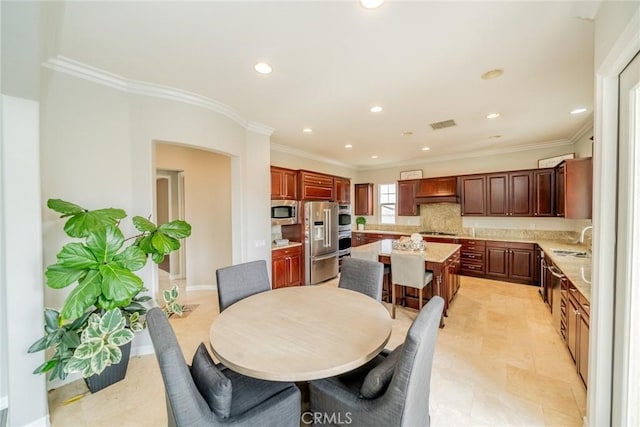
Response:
555,157,593,219
460,175,486,216
414,177,459,203
298,170,334,201
354,183,374,216
270,166,298,200
533,168,555,216
397,179,419,216
486,171,533,216
333,176,351,204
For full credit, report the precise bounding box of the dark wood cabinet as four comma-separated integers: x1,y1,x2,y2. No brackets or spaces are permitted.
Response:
397,179,419,216
272,245,302,288
458,239,486,276
298,170,334,201
460,175,486,216
270,166,297,200
415,177,458,198
533,168,555,216
486,171,533,216
333,177,351,204
565,282,589,387
485,241,536,284
555,157,592,219
354,183,374,216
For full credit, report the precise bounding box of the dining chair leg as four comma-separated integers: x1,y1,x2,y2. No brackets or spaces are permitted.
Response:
391,284,396,319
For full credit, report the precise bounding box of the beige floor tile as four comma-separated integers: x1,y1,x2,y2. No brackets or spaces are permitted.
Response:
48,275,586,426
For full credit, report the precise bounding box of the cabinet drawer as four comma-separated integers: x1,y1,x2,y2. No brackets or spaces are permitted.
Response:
460,263,484,272
461,251,483,261
272,246,301,258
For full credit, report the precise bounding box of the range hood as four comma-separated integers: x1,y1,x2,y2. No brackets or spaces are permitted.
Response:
414,177,459,204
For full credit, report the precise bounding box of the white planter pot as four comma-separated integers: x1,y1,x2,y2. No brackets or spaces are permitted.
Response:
357,224,364,231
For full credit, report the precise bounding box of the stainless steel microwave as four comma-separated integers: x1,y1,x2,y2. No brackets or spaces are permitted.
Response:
271,200,299,225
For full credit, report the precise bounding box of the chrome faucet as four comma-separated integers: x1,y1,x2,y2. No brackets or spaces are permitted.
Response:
579,225,593,244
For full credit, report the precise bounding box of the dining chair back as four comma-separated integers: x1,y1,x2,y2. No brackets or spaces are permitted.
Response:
216,260,271,312
390,252,434,318
146,307,301,427
338,257,384,302
351,249,391,301
308,296,445,427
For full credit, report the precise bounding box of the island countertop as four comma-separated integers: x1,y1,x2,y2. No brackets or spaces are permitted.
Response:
352,239,461,264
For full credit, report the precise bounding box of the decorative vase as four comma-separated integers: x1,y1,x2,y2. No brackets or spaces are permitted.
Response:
84,342,131,393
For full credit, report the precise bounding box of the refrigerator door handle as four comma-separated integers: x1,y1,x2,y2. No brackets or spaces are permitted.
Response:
326,209,331,247
313,253,337,262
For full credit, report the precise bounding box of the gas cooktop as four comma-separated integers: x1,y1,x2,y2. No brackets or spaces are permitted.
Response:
418,231,458,236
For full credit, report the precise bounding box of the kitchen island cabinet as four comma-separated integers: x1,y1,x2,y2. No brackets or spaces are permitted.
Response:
272,244,302,288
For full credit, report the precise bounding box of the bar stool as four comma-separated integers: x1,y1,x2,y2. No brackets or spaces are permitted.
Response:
390,252,433,319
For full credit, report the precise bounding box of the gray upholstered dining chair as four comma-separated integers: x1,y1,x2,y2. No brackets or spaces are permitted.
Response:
390,252,434,319
338,257,384,302
216,260,271,312
350,249,392,302
308,296,444,427
146,307,301,427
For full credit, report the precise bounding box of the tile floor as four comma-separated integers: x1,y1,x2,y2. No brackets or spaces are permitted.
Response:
48,275,586,426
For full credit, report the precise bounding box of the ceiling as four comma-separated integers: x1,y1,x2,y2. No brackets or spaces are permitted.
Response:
52,1,597,169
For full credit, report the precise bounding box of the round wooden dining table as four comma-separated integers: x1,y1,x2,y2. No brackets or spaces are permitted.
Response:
209,285,392,381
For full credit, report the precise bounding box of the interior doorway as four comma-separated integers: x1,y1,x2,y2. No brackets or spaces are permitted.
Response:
156,169,186,279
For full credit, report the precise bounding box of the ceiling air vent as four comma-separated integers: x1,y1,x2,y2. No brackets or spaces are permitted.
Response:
429,119,457,130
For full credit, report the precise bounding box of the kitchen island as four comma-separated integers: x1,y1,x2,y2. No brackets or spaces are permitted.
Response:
351,239,461,322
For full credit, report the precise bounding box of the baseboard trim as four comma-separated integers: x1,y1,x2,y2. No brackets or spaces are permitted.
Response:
21,414,48,427
0,396,7,410
131,345,154,357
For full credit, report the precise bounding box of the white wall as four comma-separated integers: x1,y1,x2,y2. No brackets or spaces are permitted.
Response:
155,143,232,288
1,96,48,427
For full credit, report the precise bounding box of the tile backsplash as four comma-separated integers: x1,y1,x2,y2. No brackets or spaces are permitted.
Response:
419,204,464,234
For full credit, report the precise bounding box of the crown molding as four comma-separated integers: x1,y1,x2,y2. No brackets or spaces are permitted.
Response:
569,116,594,143
270,143,356,169
42,56,271,133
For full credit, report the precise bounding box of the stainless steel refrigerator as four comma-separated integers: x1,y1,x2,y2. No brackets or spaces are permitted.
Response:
304,201,339,285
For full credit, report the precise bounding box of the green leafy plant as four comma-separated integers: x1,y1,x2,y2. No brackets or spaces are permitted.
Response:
28,199,191,381
162,284,183,317
355,216,366,226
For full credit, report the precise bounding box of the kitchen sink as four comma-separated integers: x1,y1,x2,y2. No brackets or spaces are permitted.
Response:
551,248,591,258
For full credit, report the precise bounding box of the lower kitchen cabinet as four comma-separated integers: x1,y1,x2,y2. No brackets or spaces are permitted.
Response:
485,241,536,284
272,245,302,288
459,239,485,276
564,281,589,387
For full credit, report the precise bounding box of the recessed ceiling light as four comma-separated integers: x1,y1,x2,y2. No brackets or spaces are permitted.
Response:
402,131,413,136
370,105,383,113
481,69,504,80
254,62,272,74
360,0,384,9
570,107,588,115
422,147,431,151
345,144,353,149
302,128,313,133
371,155,379,159
486,113,501,119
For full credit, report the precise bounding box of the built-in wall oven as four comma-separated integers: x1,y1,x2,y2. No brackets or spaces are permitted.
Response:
337,205,352,266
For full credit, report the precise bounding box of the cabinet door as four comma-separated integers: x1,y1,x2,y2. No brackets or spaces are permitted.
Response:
416,177,457,197
460,175,486,215
299,171,334,201
578,312,589,385
354,183,374,216
486,173,508,216
485,246,509,278
272,256,287,289
509,247,535,282
271,168,284,199
283,169,297,199
533,169,554,216
397,180,419,216
287,253,302,286
567,295,579,363
509,171,533,216
334,177,351,204
555,165,566,217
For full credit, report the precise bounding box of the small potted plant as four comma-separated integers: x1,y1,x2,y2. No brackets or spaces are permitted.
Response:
28,199,191,392
356,216,366,231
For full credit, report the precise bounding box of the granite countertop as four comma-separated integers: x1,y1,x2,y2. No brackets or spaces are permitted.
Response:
271,241,302,250
354,229,592,302
352,239,461,264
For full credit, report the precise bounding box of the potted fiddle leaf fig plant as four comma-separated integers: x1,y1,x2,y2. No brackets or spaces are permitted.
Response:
28,199,191,392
